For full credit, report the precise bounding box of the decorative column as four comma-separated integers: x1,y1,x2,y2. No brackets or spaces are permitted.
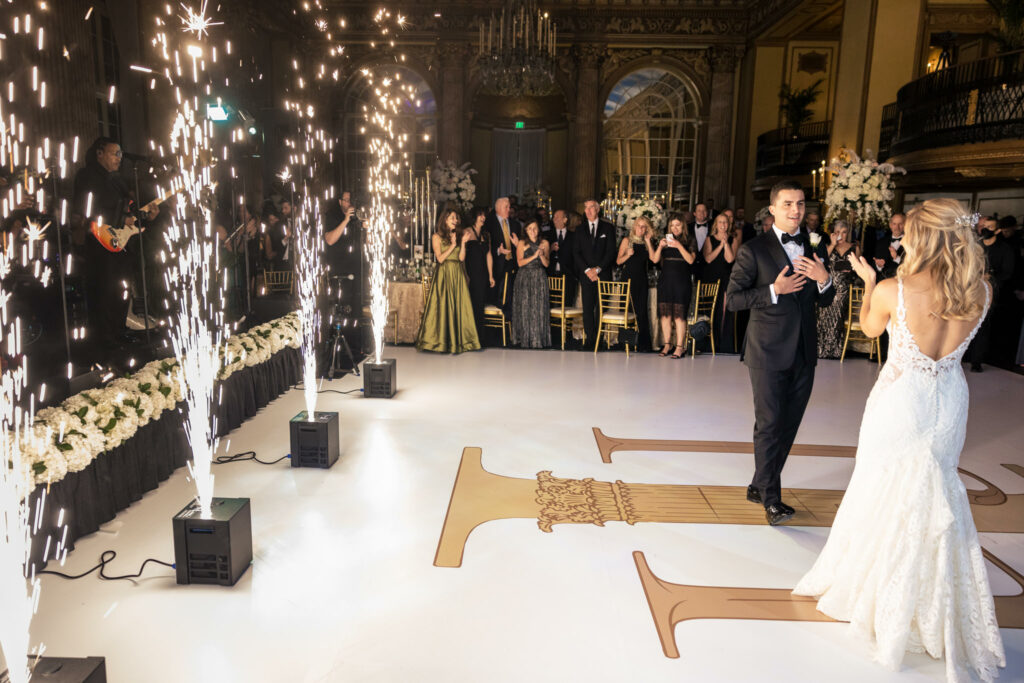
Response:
438,41,467,164
570,44,605,208
703,46,741,208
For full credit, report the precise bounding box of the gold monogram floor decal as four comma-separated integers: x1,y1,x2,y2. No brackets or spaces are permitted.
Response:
434,445,1024,567
434,436,1024,657
634,548,1024,658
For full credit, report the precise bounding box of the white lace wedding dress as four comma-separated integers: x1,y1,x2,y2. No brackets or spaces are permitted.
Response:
793,277,1005,682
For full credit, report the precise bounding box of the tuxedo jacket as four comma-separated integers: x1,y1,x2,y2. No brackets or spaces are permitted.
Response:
542,227,576,277
483,212,522,267
726,230,835,370
572,219,616,278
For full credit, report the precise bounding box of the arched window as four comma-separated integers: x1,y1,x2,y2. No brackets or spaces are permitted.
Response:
602,68,701,207
342,66,437,194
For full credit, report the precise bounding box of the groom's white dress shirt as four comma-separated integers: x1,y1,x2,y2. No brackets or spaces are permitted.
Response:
768,225,832,304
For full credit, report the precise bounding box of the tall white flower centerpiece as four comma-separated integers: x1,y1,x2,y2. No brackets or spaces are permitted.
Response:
615,198,667,240
430,161,478,213
823,148,906,226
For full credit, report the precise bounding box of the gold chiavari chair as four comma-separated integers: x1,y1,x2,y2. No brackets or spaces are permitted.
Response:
263,270,294,294
549,275,583,350
841,285,881,364
687,280,720,356
483,272,511,346
594,280,636,357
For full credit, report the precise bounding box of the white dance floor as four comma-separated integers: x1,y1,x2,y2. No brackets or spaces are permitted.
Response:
28,347,1024,682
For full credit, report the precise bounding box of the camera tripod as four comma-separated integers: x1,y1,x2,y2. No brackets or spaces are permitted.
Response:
325,277,359,379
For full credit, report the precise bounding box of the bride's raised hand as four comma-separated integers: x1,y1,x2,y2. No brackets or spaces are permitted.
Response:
849,253,876,286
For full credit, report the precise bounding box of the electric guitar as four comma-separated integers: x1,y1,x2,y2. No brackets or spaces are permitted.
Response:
89,183,213,252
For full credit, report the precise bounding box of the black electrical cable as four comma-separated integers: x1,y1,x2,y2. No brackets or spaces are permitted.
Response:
214,450,289,465
38,550,174,581
294,383,363,395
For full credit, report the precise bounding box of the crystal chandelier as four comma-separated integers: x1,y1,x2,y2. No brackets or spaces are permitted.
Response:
476,0,557,96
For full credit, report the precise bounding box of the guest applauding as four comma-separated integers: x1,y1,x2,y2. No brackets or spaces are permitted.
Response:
703,213,740,352
817,219,859,358
543,209,577,308
462,208,494,339
573,199,616,345
651,213,697,358
415,209,481,354
512,220,551,349
616,217,656,352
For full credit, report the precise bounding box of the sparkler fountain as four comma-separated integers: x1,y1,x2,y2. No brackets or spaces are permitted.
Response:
359,13,414,397
0,1,84,678
150,2,252,585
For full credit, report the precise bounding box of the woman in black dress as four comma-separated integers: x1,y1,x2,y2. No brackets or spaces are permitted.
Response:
462,207,494,339
816,219,859,358
651,213,697,358
615,216,655,352
702,212,740,352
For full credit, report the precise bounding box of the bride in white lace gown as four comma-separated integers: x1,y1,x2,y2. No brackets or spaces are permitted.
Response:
793,199,1005,683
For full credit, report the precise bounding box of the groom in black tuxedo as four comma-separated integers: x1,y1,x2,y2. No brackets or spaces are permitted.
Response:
726,179,834,525
573,199,616,345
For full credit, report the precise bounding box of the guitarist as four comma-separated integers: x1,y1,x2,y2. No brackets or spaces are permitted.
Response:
72,137,159,366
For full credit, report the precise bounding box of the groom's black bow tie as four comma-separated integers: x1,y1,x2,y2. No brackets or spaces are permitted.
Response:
781,232,805,246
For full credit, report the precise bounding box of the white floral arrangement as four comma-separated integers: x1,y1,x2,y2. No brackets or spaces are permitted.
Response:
520,185,551,211
20,312,302,489
823,148,906,225
430,160,477,213
615,198,667,236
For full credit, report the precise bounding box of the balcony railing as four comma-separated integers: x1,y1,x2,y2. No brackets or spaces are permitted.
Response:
755,120,831,178
881,49,1024,159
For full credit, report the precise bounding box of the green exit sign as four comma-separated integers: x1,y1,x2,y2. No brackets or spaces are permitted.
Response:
514,121,525,129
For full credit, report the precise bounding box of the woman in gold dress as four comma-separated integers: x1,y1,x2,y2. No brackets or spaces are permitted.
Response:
415,208,482,354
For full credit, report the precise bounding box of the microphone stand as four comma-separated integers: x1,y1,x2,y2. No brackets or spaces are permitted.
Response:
50,170,73,376
131,159,153,345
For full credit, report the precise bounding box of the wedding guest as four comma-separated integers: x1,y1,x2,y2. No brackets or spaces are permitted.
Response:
865,212,904,280
967,215,1015,372
512,220,551,349
573,199,616,346
543,209,577,308
803,211,823,238
690,203,711,277
816,219,859,359
389,213,412,263
754,207,774,233
483,197,521,307
415,208,480,354
463,207,494,339
537,207,553,233
702,212,740,352
735,207,757,243
991,215,1023,366
651,213,697,358
262,202,290,271
616,216,656,352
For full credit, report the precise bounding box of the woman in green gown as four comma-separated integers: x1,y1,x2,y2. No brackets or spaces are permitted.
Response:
415,208,482,354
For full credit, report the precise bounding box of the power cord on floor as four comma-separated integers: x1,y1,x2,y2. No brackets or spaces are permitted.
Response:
293,383,362,395
38,550,174,581
214,450,290,465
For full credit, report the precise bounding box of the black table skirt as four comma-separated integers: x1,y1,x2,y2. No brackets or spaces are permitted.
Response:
27,346,302,570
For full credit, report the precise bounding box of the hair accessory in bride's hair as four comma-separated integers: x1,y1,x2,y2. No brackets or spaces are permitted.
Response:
954,212,980,231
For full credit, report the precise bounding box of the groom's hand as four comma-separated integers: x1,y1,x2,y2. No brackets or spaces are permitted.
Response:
795,254,829,284
774,265,806,295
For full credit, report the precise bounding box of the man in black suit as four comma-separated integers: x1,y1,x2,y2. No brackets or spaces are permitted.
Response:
726,179,834,525
690,202,712,277
573,198,616,345
543,209,577,306
735,207,758,243
864,212,905,281
482,196,521,307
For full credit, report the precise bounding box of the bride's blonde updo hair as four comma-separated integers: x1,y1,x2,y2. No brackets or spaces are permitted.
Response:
899,198,987,320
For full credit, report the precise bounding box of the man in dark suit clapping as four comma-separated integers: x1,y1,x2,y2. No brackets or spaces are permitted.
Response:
483,196,521,307
543,209,577,307
726,179,834,526
573,199,616,346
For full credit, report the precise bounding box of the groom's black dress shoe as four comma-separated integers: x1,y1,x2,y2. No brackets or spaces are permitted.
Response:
765,504,794,526
746,485,761,504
